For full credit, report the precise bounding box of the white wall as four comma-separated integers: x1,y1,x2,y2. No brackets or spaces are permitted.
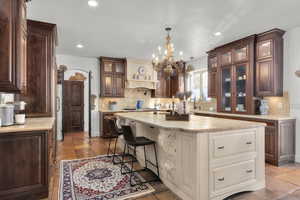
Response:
56,54,100,140
283,27,300,162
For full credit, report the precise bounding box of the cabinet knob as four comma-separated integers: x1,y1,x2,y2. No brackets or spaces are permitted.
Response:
218,177,225,181
217,146,225,150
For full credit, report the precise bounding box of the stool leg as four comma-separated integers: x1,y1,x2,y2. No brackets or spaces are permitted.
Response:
112,137,118,164
107,137,112,156
143,145,148,169
120,144,127,174
130,146,137,186
153,143,160,178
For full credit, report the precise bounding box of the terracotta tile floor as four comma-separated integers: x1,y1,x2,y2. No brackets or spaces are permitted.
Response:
46,132,300,200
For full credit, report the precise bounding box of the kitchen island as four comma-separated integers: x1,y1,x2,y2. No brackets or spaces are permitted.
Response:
116,112,266,200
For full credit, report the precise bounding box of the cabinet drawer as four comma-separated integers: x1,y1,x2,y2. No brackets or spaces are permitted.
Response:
212,131,256,159
212,160,255,191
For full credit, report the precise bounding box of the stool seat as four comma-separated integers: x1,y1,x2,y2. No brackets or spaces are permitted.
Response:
127,136,155,146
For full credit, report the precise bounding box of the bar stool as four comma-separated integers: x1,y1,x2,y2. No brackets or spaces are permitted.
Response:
106,118,124,165
120,125,160,186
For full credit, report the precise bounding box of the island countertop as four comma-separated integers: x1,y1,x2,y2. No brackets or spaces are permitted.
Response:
116,112,266,133
0,117,55,133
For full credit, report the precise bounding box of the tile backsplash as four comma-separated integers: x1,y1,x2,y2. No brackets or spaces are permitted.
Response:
100,89,290,115
264,91,290,115
99,89,178,110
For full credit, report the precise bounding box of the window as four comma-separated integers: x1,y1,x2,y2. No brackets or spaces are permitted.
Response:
186,69,209,101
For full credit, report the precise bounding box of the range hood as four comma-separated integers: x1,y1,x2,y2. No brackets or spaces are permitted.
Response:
126,58,157,90
126,79,157,90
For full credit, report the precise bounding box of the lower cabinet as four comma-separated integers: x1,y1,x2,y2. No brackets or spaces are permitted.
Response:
195,112,296,166
100,112,115,138
0,129,55,199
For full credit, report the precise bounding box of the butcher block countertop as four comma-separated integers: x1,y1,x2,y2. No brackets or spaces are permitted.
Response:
0,117,55,133
116,112,265,133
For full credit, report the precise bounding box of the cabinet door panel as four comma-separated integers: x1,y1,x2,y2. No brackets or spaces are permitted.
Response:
208,70,217,98
0,0,26,93
209,56,218,69
256,59,273,96
115,62,125,74
220,67,232,112
24,23,52,117
257,40,272,59
0,132,47,196
234,64,248,113
114,74,124,97
220,51,232,66
265,126,277,162
103,61,113,73
103,74,113,96
234,46,248,63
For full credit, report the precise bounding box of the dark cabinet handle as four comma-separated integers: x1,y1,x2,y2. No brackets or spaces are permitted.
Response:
246,141,252,145
246,169,253,173
218,177,225,181
149,126,154,129
217,146,225,150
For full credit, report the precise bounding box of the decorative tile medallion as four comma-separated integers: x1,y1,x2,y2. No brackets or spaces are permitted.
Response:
59,155,154,200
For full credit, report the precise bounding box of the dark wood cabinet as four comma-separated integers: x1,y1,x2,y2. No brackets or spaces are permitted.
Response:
0,0,27,93
210,35,256,114
152,70,168,98
208,69,217,97
100,57,126,97
21,20,57,117
194,112,295,166
100,113,115,138
0,129,56,199
256,29,285,97
208,29,284,114
152,69,185,98
208,53,218,98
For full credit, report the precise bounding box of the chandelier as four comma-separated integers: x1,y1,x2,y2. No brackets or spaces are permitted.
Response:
152,27,185,77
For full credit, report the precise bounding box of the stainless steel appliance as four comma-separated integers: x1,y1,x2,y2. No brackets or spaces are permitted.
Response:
0,104,14,126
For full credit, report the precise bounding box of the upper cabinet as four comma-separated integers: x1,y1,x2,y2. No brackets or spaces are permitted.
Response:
207,29,285,114
256,29,285,97
21,20,57,117
152,67,185,98
100,57,126,97
0,0,27,93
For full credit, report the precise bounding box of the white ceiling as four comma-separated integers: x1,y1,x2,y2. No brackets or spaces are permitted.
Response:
27,0,300,60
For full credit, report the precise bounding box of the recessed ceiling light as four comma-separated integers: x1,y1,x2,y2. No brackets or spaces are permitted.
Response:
88,0,98,7
214,32,222,36
76,44,84,49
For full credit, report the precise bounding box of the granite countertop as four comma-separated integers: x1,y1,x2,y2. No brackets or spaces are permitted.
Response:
0,117,55,133
116,112,265,133
193,110,296,121
100,108,170,113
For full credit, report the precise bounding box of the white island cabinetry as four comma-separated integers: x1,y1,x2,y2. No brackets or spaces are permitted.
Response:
116,113,265,200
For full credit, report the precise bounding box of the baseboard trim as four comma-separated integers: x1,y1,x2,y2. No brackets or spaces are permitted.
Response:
295,155,300,163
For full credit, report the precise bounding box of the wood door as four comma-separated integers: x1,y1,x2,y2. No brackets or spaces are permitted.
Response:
63,81,84,133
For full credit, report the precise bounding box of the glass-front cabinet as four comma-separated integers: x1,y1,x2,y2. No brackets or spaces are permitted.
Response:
234,64,248,113
221,67,232,112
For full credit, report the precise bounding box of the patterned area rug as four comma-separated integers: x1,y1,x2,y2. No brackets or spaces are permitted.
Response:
59,155,155,200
